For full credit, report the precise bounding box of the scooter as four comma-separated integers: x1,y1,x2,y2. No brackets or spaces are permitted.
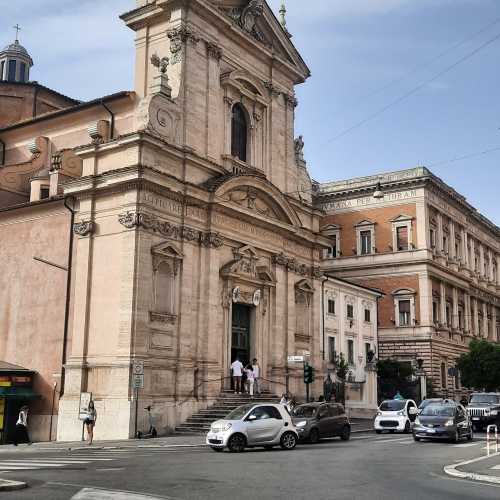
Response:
136,405,158,439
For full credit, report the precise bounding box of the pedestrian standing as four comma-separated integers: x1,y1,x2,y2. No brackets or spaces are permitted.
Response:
245,365,255,397
13,405,30,446
252,358,261,395
84,400,97,445
280,393,289,406
231,357,244,394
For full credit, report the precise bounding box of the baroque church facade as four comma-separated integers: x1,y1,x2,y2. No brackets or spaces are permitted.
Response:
0,0,332,440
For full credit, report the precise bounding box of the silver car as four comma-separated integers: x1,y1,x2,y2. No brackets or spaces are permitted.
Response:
206,403,298,453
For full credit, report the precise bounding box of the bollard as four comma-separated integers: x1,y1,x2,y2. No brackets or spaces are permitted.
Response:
486,425,498,456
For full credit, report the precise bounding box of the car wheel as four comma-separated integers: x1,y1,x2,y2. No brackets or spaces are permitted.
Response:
227,434,246,453
375,430,382,434
467,428,474,441
450,431,459,444
413,435,421,442
404,421,411,434
309,428,320,444
280,432,297,450
340,425,351,441
211,446,224,452
264,445,274,450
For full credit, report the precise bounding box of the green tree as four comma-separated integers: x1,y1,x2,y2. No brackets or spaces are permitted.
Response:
456,340,500,392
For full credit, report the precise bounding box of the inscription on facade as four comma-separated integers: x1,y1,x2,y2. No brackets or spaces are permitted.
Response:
141,193,206,222
323,190,418,212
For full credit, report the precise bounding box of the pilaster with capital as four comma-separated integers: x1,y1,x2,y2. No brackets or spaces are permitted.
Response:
440,282,447,328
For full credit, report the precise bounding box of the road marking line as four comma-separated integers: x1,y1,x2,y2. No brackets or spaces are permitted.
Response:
491,465,500,470
374,437,412,443
444,451,500,485
453,443,480,448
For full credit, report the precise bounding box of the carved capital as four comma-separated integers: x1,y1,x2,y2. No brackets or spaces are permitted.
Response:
167,25,199,65
73,220,95,237
264,81,280,98
206,41,223,61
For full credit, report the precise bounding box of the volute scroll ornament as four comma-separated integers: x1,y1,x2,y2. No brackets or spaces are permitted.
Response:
73,221,95,237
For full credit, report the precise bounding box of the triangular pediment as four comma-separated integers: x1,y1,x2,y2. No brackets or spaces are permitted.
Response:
210,0,310,82
355,219,375,227
390,214,414,223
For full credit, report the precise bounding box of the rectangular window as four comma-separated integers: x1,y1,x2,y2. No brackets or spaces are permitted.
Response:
328,337,336,363
396,226,409,251
7,60,16,82
347,304,354,319
432,301,439,324
364,309,371,322
365,342,371,361
443,235,448,255
19,62,26,82
446,303,452,327
399,300,411,326
360,230,372,255
0,61,4,81
347,339,354,365
458,307,464,330
40,187,50,200
328,234,337,258
430,228,436,248
327,299,335,315
455,240,461,260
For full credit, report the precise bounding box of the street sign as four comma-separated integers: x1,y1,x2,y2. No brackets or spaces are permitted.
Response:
79,392,92,420
132,360,144,376
133,374,144,389
287,355,304,363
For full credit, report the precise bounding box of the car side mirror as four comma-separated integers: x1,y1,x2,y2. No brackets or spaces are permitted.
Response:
409,408,417,416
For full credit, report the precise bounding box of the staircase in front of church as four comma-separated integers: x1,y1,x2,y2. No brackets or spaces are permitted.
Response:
175,390,281,435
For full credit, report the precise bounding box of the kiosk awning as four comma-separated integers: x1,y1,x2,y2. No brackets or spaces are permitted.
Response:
0,387,40,399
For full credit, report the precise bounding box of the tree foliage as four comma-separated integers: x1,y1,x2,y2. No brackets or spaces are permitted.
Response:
457,340,500,392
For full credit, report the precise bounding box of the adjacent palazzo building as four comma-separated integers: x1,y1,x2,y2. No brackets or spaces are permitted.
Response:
317,167,500,399
0,0,331,441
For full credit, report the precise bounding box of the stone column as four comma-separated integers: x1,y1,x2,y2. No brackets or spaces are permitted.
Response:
437,213,444,254
470,238,476,272
483,302,489,338
452,287,459,330
497,255,500,285
480,244,485,278
449,221,456,260
462,229,469,268
419,273,433,327
464,294,472,333
473,298,479,336
440,282,447,327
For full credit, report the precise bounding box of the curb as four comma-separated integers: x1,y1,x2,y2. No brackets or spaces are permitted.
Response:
444,452,500,485
0,479,28,491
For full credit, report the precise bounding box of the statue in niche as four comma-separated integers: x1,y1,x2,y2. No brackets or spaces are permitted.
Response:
294,135,305,162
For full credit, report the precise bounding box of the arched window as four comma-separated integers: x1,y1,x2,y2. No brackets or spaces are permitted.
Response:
231,103,248,162
156,261,173,314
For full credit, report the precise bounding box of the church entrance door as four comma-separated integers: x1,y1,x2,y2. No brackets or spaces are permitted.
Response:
231,304,251,371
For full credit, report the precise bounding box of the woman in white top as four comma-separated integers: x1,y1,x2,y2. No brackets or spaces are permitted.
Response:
13,405,30,446
244,365,255,397
84,400,97,445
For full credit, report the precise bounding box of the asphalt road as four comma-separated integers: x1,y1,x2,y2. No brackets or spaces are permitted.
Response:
1,432,499,499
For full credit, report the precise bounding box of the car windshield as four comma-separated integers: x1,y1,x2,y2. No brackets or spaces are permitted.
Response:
225,404,255,420
419,399,442,409
421,405,456,417
470,395,500,405
292,405,316,418
379,400,406,412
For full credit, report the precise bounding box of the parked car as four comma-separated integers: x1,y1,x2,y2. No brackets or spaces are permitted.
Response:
466,393,500,431
291,402,351,443
418,398,445,412
374,399,418,434
206,403,298,453
413,401,473,443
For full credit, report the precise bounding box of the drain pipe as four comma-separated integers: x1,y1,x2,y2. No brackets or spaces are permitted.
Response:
60,196,76,397
100,100,115,140
0,138,5,165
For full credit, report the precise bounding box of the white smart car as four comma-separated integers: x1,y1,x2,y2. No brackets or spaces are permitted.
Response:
206,403,298,452
374,399,418,434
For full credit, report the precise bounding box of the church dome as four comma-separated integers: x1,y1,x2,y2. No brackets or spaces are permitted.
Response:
0,38,33,83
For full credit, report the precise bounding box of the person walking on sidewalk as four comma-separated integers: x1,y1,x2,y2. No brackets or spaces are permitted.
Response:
84,400,97,445
245,365,255,397
231,357,244,394
251,358,261,395
13,405,31,446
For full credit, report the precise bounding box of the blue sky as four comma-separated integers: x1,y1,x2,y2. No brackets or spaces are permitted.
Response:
1,0,500,223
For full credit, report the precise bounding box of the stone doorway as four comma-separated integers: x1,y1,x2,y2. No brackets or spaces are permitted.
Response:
231,303,252,368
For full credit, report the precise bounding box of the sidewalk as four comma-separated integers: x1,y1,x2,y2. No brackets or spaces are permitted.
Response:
0,419,373,453
445,452,500,485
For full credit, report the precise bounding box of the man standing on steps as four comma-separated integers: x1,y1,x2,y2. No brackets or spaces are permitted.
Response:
252,358,261,395
231,357,244,394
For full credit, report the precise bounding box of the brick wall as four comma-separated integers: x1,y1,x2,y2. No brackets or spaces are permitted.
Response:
321,203,416,257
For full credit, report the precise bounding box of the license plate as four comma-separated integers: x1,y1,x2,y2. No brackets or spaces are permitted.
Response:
472,417,480,421
426,429,436,434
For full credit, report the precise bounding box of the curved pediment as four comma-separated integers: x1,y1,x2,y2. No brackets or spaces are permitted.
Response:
213,175,302,228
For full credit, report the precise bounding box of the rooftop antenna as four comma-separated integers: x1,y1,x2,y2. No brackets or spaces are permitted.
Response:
13,24,21,42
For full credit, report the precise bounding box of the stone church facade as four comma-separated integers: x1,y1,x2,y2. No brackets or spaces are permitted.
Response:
0,0,330,440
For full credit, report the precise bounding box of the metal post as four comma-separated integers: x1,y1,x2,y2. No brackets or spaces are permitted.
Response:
306,383,310,403
285,366,289,395
486,425,498,456
134,387,139,438
48,382,57,442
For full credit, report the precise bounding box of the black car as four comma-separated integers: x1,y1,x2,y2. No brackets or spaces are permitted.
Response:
291,403,351,443
467,393,500,431
413,402,473,443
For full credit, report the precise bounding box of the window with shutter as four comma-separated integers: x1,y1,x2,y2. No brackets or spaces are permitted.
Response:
231,103,248,162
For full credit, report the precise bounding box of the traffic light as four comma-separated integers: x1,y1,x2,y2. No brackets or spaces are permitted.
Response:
303,363,315,384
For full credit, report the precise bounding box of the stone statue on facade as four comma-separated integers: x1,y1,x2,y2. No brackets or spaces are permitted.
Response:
323,372,334,402
294,135,305,163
